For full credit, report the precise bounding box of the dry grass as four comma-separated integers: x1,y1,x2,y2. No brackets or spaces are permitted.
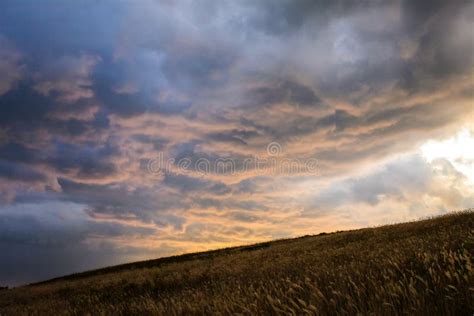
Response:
0,210,473,315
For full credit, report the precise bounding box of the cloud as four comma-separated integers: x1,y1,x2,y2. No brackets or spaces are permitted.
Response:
33,54,100,103
0,201,171,285
0,160,46,183
164,172,231,195
304,154,474,218
56,178,187,228
0,141,118,182
0,0,473,285
0,36,24,96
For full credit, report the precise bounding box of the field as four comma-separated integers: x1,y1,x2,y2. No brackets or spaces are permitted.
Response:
0,210,473,315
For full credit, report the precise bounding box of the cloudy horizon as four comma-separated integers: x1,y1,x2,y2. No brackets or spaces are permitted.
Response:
0,0,473,286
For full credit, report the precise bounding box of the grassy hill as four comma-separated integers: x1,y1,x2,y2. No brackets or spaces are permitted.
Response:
0,210,473,315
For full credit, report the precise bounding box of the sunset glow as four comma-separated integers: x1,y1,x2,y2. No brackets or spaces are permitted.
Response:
422,128,474,184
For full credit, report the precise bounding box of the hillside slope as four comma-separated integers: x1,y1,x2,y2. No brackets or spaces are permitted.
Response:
0,211,473,315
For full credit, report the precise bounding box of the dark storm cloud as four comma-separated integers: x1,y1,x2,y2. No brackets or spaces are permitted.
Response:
244,80,323,109
164,173,231,195
0,83,110,144
318,110,358,132
0,160,46,182
207,129,259,145
132,134,169,151
169,141,254,175
236,176,275,194
394,1,474,91
0,83,57,126
161,45,236,91
241,0,380,36
0,141,118,180
238,0,473,100
92,60,193,117
0,0,123,57
0,201,165,286
0,36,24,95
0,205,153,247
192,197,264,212
49,142,118,179
236,109,358,142
57,178,186,228
0,143,38,164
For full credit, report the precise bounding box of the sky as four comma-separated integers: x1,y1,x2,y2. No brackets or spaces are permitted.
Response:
0,0,473,286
